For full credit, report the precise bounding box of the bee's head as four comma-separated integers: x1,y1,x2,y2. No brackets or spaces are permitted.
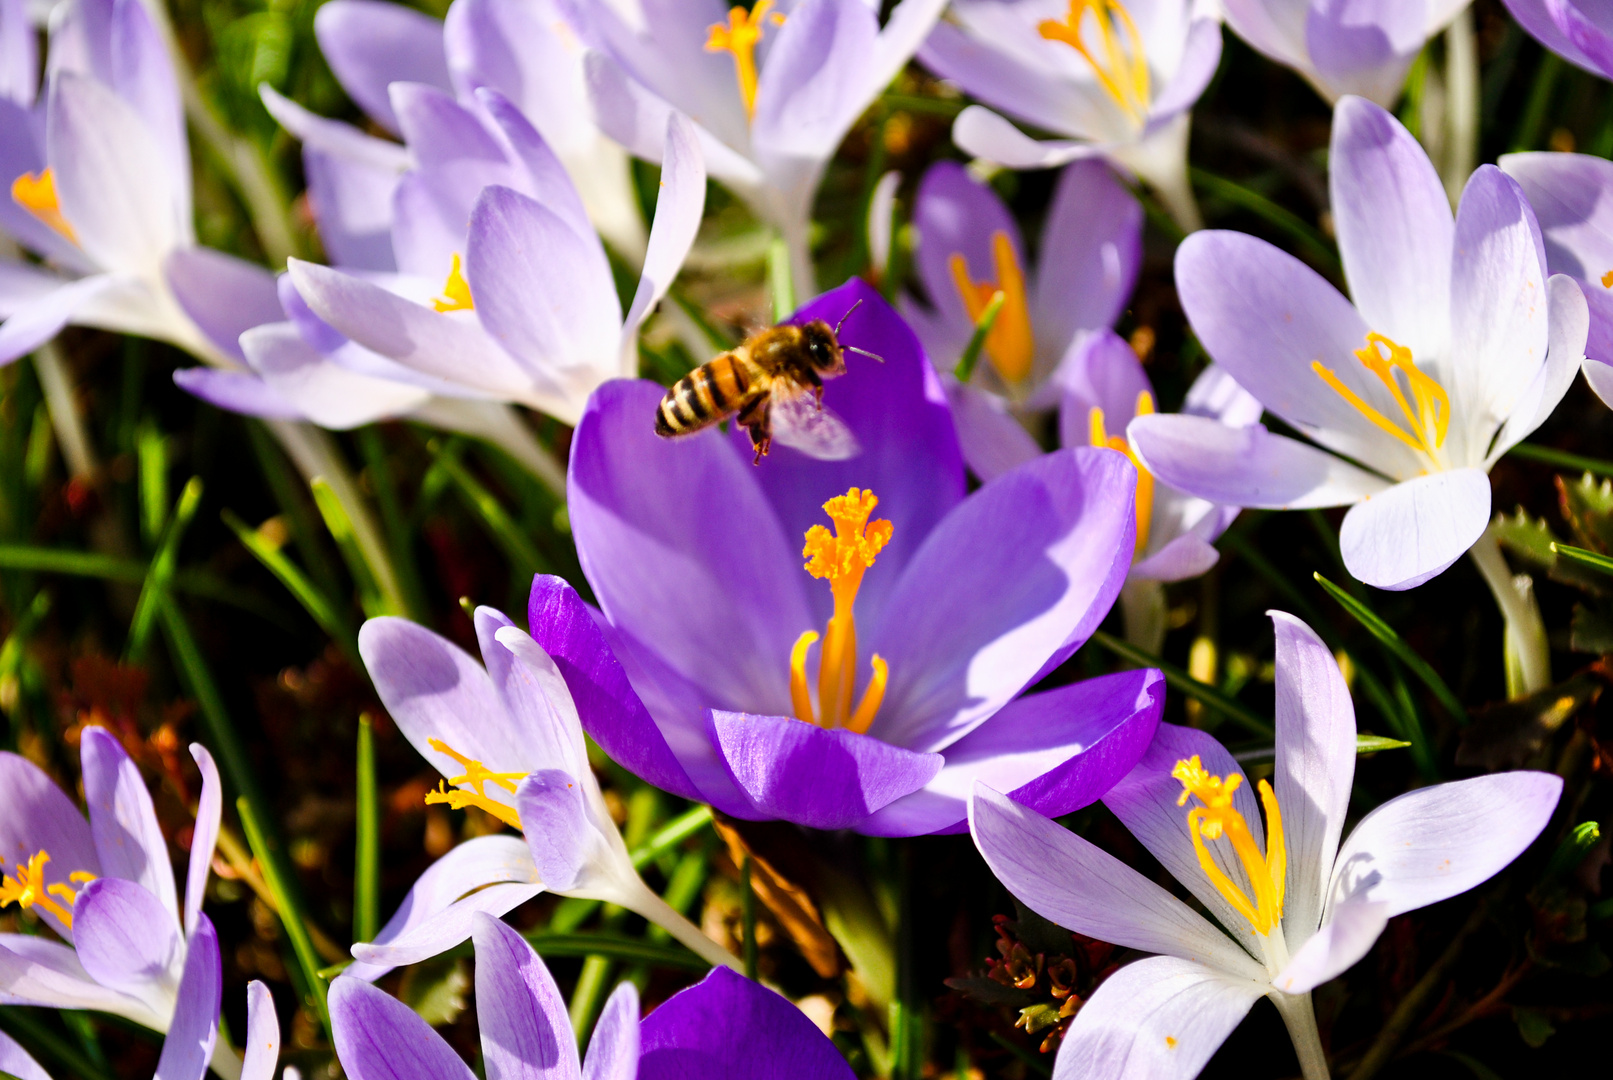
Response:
800,320,845,375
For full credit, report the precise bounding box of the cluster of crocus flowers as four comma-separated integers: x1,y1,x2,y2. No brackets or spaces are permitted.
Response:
919,0,1223,231
971,613,1562,1080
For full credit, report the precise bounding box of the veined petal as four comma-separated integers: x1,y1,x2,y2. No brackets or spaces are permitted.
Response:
619,112,705,372
1304,3,1426,106
919,23,1107,142
911,160,1024,351
1489,274,1588,461
1053,329,1152,448
183,745,221,938
581,982,639,1080
1034,162,1142,362
71,877,183,1002
163,249,283,364
330,976,478,1080
946,380,1042,483
81,727,179,924
315,0,451,135
752,0,879,158
470,914,581,1080
258,85,411,174
240,322,431,428
241,981,279,1080
951,106,1098,170
1500,0,1608,75
515,770,618,894
1337,469,1491,591
1270,894,1389,995
0,751,98,941
154,916,220,1080
0,934,160,1023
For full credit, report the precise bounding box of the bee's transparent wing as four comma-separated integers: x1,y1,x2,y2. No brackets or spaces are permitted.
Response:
770,386,861,460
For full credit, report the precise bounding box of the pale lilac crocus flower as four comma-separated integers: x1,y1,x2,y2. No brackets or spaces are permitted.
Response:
1127,97,1586,693
1220,1,1472,106
568,0,947,296
0,728,237,1078
920,0,1222,232
349,604,737,976
333,914,852,1080
971,612,1562,1080
0,1028,48,1080
1502,0,1613,83
0,0,282,368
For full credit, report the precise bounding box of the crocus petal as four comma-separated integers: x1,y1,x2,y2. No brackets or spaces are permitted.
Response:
1545,0,1613,76
514,770,612,893
1271,895,1389,995
0,100,87,271
258,85,411,174
950,106,1094,170
0,1029,49,1080
1337,468,1491,590
638,967,856,1080
479,616,588,778
330,977,477,1080
183,744,221,937
82,726,179,924
1305,2,1425,106
1500,150,1613,287
707,711,944,830
1146,16,1225,122
172,368,303,420
0,0,36,107
751,0,879,160
1501,0,1604,73
474,88,592,246
969,784,1265,979
0,750,99,941
1489,276,1589,463
946,381,1042,483
242,322,430,428
1051,955,1266,1080
0,274,122,367
868,448,1135,753
1128,414,1390,509
1331,96,1453,365
581,982,639,1080
1585,356,1613,410
164,248,283,363
155,916,220,1080
1270,612,1357,948
471,914,580,1080
910,160,1025,345
0,934,158,1021
919,25,1104,140
526,576,702,803
71,877,183,1002
619,112,705,367
1054,329,1153,449
1181,363,1264,428
315,0,451,134
303,145,400,272
347,835,542,980
0,259,71,318
861,668,1163,837
1327,771,1562,920
241,980,280,1080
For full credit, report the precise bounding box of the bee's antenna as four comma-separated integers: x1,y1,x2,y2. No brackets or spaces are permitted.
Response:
833,299,865,336
845,346,884,363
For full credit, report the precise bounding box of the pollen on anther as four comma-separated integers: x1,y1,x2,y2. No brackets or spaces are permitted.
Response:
803,488,892,581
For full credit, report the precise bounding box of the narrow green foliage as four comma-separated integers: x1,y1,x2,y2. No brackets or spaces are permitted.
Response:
429,442,549,581
1545,821,1601,880
222,509,358,664
1189,167,1340,274
1314,573,1467,724
769,235,796,322
128,477,203,660
630,805,714,870
1091,630,1274,737
0,1007,116,1080
1509,441,1613,478
136,420,168,545
237,794,332,1034
355,714,381,944
953,291,1006,383
1551,542,1613,578
310,476,391,618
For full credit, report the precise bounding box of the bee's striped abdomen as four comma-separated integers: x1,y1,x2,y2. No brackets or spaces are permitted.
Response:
656,351,754,437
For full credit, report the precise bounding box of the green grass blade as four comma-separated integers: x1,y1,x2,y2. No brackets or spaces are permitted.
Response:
1189,167,1341,274
430,442,548,580
136,420,168,545
1314,573,1467,724
1550,542,1613,576
237,794,332,1034
768,234,795,323
1091,630,1274,737
0,1008,116,1080
128,477,203,659
953,290,1005,383
355,427,431,623
1508,442,1613,478
354,713,381,944
630,805,713,870
0,546,145,581
222,509,358,664
310,476,391,618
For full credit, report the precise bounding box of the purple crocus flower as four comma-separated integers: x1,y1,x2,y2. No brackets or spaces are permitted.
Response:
1221,1,1471,105
0,0,282,368
971,612,1562,1080
1128,97,1588,597
332,913,853,1080
548,278,1162,836
567,0,948,295
919,0,1222,231
349,605,737,975
900,159,1141,469
0,1028,47,1080
0,728,236,1077
1502,0,1613,82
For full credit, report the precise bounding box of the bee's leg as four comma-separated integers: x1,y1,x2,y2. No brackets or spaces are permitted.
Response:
737,396,771,464
807,370,825,411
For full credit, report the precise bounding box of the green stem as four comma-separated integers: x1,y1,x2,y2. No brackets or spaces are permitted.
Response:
33,343,96,480
236,795,331,1035
769,235,797,323
1091,630,1274,737
1507,441,1613,477
1470,530,1550,697
1272,992,1331,1080
354,714,381,943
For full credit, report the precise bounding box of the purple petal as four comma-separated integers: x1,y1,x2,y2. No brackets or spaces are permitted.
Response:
477,613,588,778
154,916,219,1080
1146,15,1225,122
526,576,701,803
1331,96,1453,363
258,84,410,173
1128,414,1389,509
470,914,580,1080
1181,363,1264,427
0,751,98,940
1586,355,1613,409
861,668,1163,837
0,98,89,270
968,784,1262,977
183,744,220,937
303,145,400,272
706,711,943,830
1329,771,1562,918
1338,468,1491,590
0,933,157,1017
1492,273,1589,456
1501,0,1602,73
0,274,120,367
919,26,1097,140
350,883,545,979
581,982,639,1080
638,967,855,1080
1547,0,1613,77
752,0,878,159
0,1028,49,1080
867,448,1136,753
1053,955,1264,1080
240,322,430,428
1500,150,1613,362
1033,161,1141,355
1271,895,1389,995
315,0,450,134
910,160,1024,347
71,877,182,1000
81,726,178,923
474,88,592,244
1270,613,1357,945
945,380,1041,483
620,112,705,356
330,977,476,1080
91,0,188,216
172,368,303,421
949,106,1093,170
1054,329,1153,450
241,980,280,1080
164,249,283,363
514,770,602,892
1305,2,1425,105
445,0,587,147
1129,530,1223,583
0,0,36,107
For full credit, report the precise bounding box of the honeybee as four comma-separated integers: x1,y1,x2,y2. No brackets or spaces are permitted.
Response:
655,301,882,463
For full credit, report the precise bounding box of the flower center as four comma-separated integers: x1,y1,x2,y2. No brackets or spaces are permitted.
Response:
0,850,96,928
11,169,78,243
790,487,892,733
949,231,1036,385
1172,756,1286,937
433,253,474,313
1088,391,1155,554
705,2,785,120
422,739,524,829
1312,332,1450,463
1038,0,1151,124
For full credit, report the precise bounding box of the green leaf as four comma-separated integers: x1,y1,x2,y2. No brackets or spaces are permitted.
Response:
953,290,1006,383
128,477,203,659
1091,630,1274,737
399,956,469,1027
1314,573,1467,724
310,476,391,618
237,794,331,1034
520,932,714,970
1354,734,1413,754
1508,440,1613,478
429,441,549,580
354,714,381,944
1558,472,1613,554
1551,542,1613,577
1512,1006,1556,1048
631,805,714,870
1491,508,1561,570
222,509,358,665
768,234,795,323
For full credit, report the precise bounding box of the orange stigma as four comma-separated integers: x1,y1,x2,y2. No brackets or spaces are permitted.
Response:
11,169,77,243
1312,331,1449,462
790,488,892,733
422,739,525,829
949,231,1035,385
706,2,785,119
0,850,96,928
1088,390,1155,553
1172,756,1287,936
433,253,474,313
1039,1,1151,123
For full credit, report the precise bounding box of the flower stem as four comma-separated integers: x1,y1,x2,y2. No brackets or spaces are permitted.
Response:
33,343,96,480
1470,529,1550,697
618,877,742,972
1272,991,1331,1080
1119,577,1167,655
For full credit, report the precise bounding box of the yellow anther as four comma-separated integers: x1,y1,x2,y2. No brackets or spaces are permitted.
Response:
1088,391,1155,553
1602,269,1613,289
422,738,525,830
1039,1,1151,123
706,1,785,119
0,849,93,928
11,169,77,243
949,231,1036,385
432,253,474,313
793,488,893,731
1171,756,1287,937
1313,332,1450,461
